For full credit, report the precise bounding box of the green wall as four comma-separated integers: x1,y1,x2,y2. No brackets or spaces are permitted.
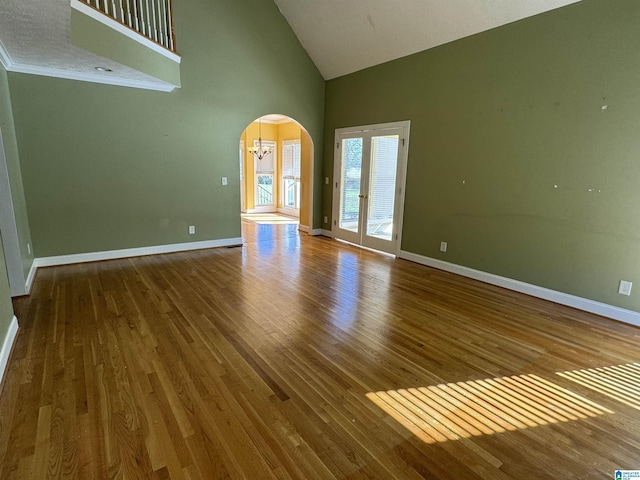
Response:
0,64,33,282
9,0,324,257
324,0,640,311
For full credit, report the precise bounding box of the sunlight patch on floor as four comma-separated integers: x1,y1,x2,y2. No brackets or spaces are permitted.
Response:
557,363,640,410
241,213,299,225
367,374,612,444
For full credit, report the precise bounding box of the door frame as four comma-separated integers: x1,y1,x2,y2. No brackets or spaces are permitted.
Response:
0,128,27,296
331,120,410,256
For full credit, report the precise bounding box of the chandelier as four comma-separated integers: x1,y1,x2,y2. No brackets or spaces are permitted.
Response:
248,118,273,160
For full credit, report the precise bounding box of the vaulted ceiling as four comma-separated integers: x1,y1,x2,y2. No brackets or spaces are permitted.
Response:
0,0,583,88
273,0,583,80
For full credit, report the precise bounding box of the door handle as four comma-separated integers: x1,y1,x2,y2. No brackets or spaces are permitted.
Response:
358,194,368,199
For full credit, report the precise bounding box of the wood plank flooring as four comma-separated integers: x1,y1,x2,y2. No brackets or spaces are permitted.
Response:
1,220,640,479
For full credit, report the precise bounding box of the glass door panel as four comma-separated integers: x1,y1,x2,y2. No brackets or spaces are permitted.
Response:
365,135,399,241
339,137,363,234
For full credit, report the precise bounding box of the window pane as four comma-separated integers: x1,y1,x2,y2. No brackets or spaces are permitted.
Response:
284,179,296,208
339,138,363,233
366,135,398,240
256,174,273,206
255,143,274,172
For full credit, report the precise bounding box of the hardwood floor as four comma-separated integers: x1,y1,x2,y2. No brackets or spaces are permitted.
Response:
1,221,640,479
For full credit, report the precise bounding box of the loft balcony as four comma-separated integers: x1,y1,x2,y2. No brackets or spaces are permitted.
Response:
70,0,180,88
0,0,180,92
75,0,176,52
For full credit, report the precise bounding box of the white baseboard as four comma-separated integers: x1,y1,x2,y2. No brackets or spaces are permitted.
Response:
398,250,640,328
34,237,243,268
0,316,18,386
298,225,309,233
246,207,276,214
310,228,323,236
277,208,300,218
25,260,37,294
321,229,333,238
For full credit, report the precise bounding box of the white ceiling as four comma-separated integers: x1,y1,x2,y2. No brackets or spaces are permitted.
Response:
259,114,295,124
0,0,175,91
274,0,583,80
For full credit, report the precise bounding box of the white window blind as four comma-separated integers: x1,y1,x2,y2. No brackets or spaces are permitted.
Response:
255,142,274,173
282,141,301,179
368,135,399,224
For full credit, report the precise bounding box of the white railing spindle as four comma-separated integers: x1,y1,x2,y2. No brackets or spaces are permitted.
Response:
131,0,139,31
167,0,173,50
151,0,158,43
158,0,166,48
79,0,176,52
138,0,146,35
144,0,152,40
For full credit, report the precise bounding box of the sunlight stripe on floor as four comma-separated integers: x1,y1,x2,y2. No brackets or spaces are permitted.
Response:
557,363,640,410
367,374,612,444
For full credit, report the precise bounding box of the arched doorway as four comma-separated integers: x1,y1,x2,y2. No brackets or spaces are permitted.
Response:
239,115,314,239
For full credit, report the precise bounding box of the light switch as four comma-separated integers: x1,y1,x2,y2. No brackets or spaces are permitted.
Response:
221,177,228,186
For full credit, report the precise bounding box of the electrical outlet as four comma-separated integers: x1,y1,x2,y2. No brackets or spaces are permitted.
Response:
27,243,31,255
618,280,633,296
324,216,328,223
440,241,447,253
189,225,196,235
221,177,228,186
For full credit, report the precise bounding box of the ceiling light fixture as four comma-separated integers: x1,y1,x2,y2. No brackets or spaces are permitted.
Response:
95,66,113,72
248,117,273,160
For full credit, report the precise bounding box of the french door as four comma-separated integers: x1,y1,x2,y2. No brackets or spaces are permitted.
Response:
332,121,410,254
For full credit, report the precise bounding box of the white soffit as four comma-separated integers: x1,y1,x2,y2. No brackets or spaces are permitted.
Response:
0,0,176,91
273,0,583,80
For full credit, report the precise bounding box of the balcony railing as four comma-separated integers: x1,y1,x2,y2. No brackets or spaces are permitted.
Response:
79,0,176,52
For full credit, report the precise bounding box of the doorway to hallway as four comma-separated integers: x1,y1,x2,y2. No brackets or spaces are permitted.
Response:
239,115,315,234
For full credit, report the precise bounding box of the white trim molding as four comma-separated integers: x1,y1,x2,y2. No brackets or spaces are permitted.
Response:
247,207,277,214
34,237,243,268
398,250,640,328
309,228,323,236
25,260,37,294
8,63,176,92
277,207,300,218
0,316,19,386
71,0,181,64
320,229,333,238
298,225,309,233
